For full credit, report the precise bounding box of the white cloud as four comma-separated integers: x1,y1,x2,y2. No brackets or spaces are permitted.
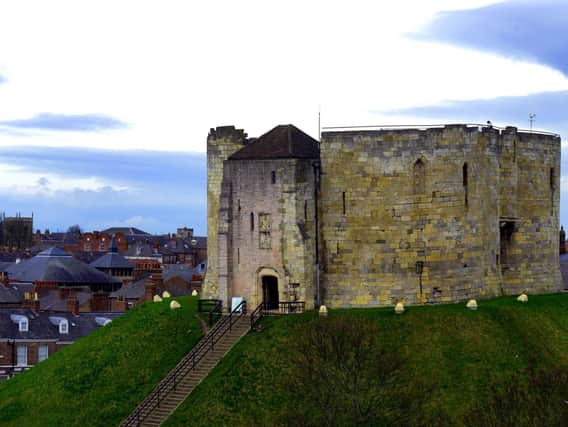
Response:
0,163,129,196
0,1,566,152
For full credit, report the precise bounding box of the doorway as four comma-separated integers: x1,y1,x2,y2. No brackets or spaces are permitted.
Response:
262,276,279,310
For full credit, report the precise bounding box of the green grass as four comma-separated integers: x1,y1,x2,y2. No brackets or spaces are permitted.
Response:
0,296,202,427
165,294,568,427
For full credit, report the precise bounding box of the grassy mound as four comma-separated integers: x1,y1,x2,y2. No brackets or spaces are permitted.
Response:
0,296,202,427
165,294,568,427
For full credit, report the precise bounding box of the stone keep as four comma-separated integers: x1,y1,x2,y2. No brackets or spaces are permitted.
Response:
204,124,562,309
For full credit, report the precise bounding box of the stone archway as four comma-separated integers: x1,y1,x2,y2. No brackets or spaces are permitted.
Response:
255,267,280,309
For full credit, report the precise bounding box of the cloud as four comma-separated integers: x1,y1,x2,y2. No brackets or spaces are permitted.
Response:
413,0,568,75
37,177,49,187
0,113,128,132
380,90,568,132
0,73,5,84
0,146,206,235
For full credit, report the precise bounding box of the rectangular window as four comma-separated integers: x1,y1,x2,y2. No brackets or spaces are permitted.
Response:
38,344,49,362
16,345,27,366
304,200,308,221
259,213,271,249
342,192,346,215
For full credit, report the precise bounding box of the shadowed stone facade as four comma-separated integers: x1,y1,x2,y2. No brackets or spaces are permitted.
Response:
204,124,562,309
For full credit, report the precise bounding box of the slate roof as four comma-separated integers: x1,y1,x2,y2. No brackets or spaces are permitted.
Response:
6,247,120,285
0,308,121,342
102,227,150,237
0,284,23,304
124,243,161,258
89,252,134,270
110,275,149,300
39,288,93,312
163,267,193,283
229,124,319,160
0,261,14,272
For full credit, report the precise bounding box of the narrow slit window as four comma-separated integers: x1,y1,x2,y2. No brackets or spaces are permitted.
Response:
342,192,346,215
550,167,555,216
237,248,240,264
304,200,308,221
463,162,468,208
413,159,425,194
250,212,254,231
271,171,276,184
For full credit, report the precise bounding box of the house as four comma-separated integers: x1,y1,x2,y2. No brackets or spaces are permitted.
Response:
0,308,120,379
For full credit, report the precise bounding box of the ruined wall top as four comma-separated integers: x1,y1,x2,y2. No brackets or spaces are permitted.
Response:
322,124,560,142
208,125,248,143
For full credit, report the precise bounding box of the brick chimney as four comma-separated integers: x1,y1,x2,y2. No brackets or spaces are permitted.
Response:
149,273,164,291
145,279,156,302
90,292,110,312
59,287,70,300
67,295,80,315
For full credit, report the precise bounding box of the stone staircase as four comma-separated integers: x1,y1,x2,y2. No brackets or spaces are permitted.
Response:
120,300,305,427
121,302,250,427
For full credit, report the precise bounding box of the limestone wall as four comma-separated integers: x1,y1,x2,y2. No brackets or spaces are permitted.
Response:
219,158,317,309
202,126,246,300
499,128,562,294
319,125,561,308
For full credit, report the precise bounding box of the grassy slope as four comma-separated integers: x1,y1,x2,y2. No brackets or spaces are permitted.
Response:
165,294,568,427
0,296,202,427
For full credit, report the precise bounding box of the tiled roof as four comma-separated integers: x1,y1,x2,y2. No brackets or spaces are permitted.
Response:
110,275,148,299
102,227,150,236
39,288,93,312
0,308,122,341
6,247,120,285
229,124,319,160
0,284,23,304
89,252,134,269
124,243,161,258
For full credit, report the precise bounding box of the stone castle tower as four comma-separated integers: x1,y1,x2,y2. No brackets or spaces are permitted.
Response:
204,123,562,309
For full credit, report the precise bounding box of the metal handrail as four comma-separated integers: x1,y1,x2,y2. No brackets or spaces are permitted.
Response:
250,302,265,329
121,300,247,427
208,299,223,327
249,301,306,328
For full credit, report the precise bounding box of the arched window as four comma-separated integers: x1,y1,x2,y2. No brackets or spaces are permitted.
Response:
463,162,468,207
413,159,425,194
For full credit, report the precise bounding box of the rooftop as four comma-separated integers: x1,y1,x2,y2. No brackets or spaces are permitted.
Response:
229,124,320,160
6,247,120,285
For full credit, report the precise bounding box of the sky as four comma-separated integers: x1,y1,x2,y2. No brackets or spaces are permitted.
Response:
1,0,568,234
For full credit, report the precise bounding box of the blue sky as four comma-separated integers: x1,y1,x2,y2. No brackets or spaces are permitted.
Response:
1,1,568,233
0,146,206,234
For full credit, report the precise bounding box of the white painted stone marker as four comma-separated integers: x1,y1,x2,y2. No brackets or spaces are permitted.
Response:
466,299,478,310
517,293,528,303
395,302,405,314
